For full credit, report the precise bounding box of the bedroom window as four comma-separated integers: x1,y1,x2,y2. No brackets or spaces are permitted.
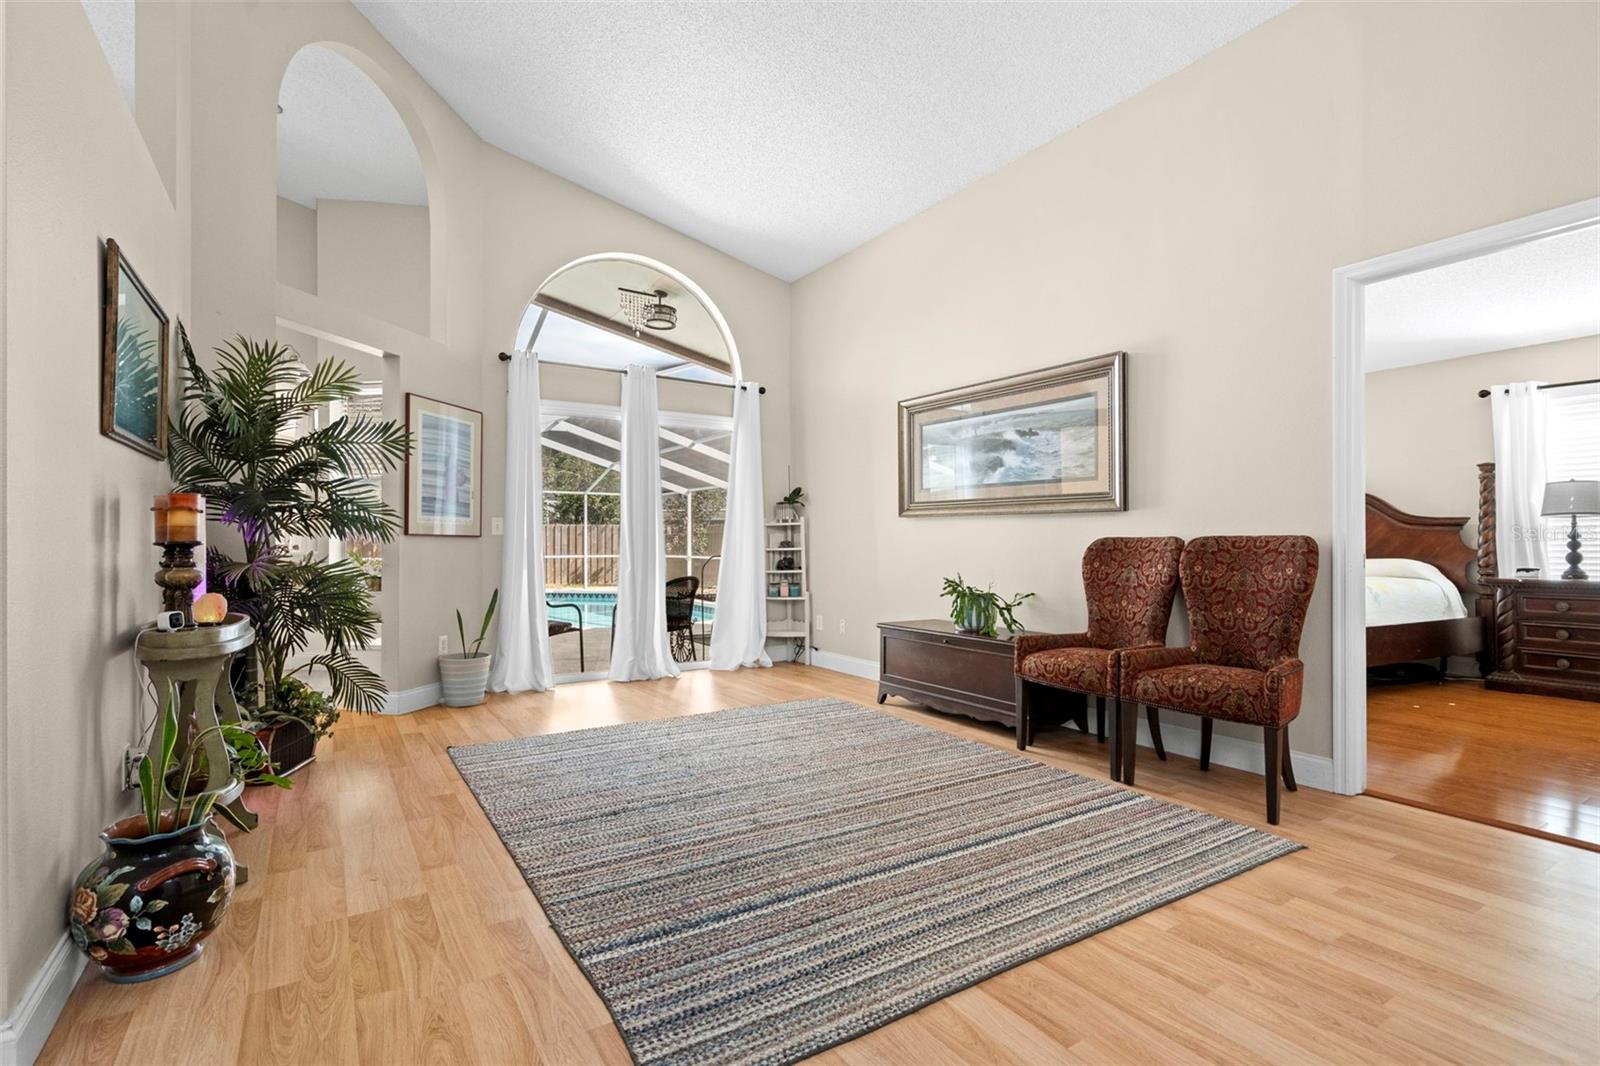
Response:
1545,381,1600,558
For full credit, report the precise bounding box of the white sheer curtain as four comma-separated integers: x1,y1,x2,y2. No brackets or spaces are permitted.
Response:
609,366,680,681
489,351,553,693
710,383,772,670
1491,381,1550,574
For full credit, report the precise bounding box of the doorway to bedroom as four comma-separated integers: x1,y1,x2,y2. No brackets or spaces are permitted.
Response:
1334,201,1600,849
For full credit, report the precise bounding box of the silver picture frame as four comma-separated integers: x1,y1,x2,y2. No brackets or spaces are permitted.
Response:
898,352,1126,516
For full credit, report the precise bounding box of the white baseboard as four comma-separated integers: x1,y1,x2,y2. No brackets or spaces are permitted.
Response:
809,648,879,681
809,651,1331,792
0,933,84,1066
383,682,440,715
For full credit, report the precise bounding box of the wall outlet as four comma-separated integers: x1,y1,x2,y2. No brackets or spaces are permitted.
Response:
491,516,504,535
439,635,450,655
814,614,824,632
838,618,847,635
122,747,145,792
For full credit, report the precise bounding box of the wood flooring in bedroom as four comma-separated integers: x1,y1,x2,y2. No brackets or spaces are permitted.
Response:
1367,679,1600,849
38,665,1599,1065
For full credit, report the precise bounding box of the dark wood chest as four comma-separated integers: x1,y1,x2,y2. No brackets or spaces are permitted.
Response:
876,620,1018,726
1484,576,1600,701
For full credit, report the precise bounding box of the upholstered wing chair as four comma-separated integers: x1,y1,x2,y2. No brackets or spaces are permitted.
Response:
1014,536,1184,781
1120,535,1319,824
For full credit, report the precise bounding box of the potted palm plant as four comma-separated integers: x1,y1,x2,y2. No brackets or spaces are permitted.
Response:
441,589,498,707
167,328,408,718
69,685,288,982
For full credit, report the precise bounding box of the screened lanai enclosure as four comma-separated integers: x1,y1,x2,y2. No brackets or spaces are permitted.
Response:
540,405,730,676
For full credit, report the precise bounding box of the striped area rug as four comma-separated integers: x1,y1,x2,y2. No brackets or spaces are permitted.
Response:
449,698,1301,1066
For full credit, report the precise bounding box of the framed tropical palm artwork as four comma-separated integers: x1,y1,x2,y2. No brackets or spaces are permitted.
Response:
898,352,1127,515
100,238,171,458
406,393,483,536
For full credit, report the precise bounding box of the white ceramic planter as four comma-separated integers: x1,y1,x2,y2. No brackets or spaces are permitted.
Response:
439,653,492,707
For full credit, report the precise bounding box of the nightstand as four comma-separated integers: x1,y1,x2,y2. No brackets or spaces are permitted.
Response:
1483,575,1600,701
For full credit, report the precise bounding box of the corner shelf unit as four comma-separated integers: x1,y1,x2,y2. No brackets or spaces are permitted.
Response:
765,517,811,664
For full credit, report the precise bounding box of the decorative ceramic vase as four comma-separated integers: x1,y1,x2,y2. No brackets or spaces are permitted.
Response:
68,813,235,983
958,600,995,635
439,653,492,707
773,502,798,524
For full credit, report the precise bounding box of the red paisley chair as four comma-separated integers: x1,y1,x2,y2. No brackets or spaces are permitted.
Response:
1013,536,1184,781
1120,535,1319,824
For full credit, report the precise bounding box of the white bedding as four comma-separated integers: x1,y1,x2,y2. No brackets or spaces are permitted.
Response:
1365,558,1468,627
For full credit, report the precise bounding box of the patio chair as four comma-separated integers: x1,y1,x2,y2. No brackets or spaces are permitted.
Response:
547,600,586,672
666,577,700,662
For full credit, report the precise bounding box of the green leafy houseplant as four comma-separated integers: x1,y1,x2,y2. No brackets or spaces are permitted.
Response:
167,329,409,714
261,677,341,742
456,587,499,657
780,486,805,510
940,574,1034,638
140,683,290,834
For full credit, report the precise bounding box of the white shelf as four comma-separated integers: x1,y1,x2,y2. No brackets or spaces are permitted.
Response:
764,516,810,665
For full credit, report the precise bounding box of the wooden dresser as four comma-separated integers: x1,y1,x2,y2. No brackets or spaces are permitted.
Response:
876,620,1019,727
1484,575,1600,701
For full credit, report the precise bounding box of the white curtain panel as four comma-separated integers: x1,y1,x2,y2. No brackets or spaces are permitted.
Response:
1491,381,1550,574
489,351,553,693
710,383,773,670
609,366,681,681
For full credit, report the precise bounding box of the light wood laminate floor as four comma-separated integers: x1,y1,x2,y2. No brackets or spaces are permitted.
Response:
39,666,1600,1065
1367,680,1600,850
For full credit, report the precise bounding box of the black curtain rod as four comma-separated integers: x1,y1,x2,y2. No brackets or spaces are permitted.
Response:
497,352,765,394
1478,377,1598,398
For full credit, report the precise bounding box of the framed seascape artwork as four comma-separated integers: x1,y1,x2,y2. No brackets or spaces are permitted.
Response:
406,393,483,536
898,352,1127,516
100,238,171,458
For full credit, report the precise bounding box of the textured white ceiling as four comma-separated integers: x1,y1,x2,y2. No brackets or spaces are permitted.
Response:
1364,226,1600,373
352,1,1291,280
277,44,427,209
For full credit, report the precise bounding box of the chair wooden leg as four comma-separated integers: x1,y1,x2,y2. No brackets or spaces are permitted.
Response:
1107,696,1122,782
1096,695,1106,743
1121,701,1138,786
1264,726,1281,825
1199,718,1213,770
1147,706,1167,760
1281,723,1297,791
1015,676,1030,750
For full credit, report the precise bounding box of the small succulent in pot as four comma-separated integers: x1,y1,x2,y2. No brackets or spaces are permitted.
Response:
940,574,1034,638
440,588,498,707
68,684,289,982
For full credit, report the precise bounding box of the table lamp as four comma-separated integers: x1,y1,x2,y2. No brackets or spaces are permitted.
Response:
152,492,205,623
1541,479,1600,580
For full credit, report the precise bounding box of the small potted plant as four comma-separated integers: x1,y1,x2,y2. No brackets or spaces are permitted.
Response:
440,588,498,707
774,485,805,524
68,685,289,982
940,574,1034,637
252,677,341,778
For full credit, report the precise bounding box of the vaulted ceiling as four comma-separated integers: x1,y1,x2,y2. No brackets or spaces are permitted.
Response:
351,1,1292,280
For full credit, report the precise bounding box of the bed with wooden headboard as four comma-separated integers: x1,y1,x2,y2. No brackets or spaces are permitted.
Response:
1365,463,1498,673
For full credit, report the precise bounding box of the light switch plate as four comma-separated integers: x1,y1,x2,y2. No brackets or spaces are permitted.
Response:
491,516,504,535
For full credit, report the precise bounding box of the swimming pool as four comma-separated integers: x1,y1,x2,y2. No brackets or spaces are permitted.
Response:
547,590,716,628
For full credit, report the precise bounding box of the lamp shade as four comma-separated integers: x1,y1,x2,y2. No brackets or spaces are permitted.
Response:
1541,479,1600,517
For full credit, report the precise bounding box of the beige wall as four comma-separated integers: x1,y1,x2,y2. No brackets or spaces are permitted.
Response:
790,1,1599,760
315,199,429,335
3,0,191,1016
1366,335,1600,543
275,196,317,292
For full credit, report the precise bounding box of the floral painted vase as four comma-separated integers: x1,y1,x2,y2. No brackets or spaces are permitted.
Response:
68,812,236,983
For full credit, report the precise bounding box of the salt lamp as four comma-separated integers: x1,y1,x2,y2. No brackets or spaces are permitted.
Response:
193,592,229,625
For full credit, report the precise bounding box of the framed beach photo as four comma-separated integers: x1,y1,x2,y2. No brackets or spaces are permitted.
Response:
406,393,483,536
898,352,1126,515
100,238,170,458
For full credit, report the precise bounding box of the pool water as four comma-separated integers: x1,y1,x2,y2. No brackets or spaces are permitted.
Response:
547,590,716,628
